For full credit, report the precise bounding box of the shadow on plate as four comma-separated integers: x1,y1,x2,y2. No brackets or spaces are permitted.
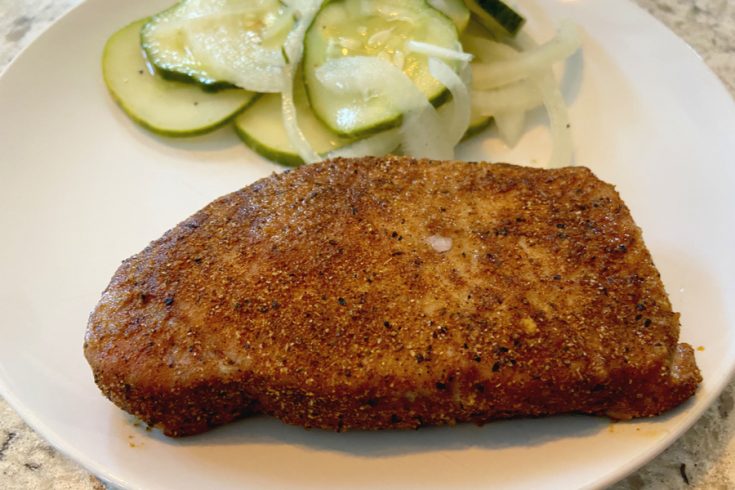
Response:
140,387,705,458
149,412,604,457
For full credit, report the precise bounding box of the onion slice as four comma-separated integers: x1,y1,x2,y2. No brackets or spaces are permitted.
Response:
279,0,323,164
493,111,525,147
462,35,518,62
281,72,320,163
406,40,473,62
315,56,452,160
533,72,573,167
466,20,579,165
429,57,471,148
513,24,576,167
401,105,453,160
472,20,581,90
470,80,542,115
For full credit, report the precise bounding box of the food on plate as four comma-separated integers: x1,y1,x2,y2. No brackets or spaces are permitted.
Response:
302,0,462,136
102,18,256,137
233,79,357,167
465,0,525,36
101,0,581,166
140,0,297,92
232,70,488,166
84,157,701,436
428,0,471,32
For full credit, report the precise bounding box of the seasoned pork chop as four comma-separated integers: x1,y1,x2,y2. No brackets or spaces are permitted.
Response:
84,157,701,436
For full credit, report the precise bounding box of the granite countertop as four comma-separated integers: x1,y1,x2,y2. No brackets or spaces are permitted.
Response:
1,0,734,488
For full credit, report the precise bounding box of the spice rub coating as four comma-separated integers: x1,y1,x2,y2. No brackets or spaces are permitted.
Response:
84,156,701,436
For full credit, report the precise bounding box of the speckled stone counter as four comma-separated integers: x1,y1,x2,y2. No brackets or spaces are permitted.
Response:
1,0,734,488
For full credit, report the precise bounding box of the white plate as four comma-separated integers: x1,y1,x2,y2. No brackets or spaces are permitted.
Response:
1,0,734,488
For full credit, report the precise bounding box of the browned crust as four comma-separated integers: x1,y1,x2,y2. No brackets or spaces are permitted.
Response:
84,157,701,436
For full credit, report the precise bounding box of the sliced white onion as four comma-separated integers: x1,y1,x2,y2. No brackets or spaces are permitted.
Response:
513,23,576,167
279,0,323,163
493,111,526,147
427,0,469,32
464,36,529,146
406,40,473,62
470,80,542,115
281,72,320,163
533,72,573,167
429,57,471,148
471,20,581,90
401,107,454,160
281,0,322,64
513,29,540,51
462,35,518,62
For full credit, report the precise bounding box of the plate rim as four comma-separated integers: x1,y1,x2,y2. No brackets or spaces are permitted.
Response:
1,0,734,488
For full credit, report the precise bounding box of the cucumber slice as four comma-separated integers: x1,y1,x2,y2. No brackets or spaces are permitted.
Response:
455,27,494,140
303,0,461,137
429,92,487,141
464,0,525,37
461,16,497,39
234,78,355,166
102,18,256,137
141,0,297,92
464,112,492,140
428,0,470,33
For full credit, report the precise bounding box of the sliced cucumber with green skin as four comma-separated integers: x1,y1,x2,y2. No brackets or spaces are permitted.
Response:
428,0,470,33
464,113,492,140
303,0,461,137
431,97,488,141
234,78,355,166
465,0,525,37
141,0,296,92
461,16,498,40
103,18,256,137
457,24,496,141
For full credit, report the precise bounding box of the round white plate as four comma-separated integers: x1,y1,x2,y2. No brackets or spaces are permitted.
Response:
1,0,734,488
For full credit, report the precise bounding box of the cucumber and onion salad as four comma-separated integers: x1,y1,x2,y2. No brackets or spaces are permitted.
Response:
102,0,581,167
102,18,256,136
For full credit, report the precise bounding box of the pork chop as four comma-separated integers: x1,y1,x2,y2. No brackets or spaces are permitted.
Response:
84,157,701,436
